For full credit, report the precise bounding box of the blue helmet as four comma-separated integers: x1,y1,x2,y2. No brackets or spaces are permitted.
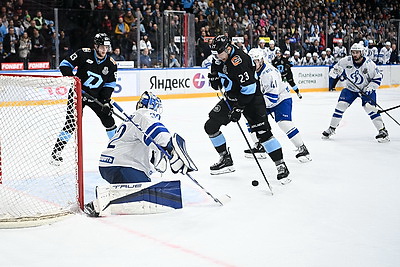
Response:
136,91,162,112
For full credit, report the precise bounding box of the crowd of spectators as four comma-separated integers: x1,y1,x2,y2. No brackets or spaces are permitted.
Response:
0,0,399,69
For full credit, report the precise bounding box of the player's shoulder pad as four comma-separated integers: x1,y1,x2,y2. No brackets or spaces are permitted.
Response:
109,57,117,65
231,55,243,66
81,48,92,53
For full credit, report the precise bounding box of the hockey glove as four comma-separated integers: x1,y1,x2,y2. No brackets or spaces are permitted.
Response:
228,107,244,122
101,103,113,116
208,72,221,90
169,150,188,174
329,65,344,79
362,86,374,95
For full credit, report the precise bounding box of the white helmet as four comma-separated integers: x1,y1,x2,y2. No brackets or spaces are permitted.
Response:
269,40,275,45
351,42,365,54
385,41,391,46
248,48,265,61
294,51,300,56
312,52,319,57
306,53,311,58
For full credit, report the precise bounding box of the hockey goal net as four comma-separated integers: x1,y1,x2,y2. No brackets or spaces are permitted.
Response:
0,74,83,228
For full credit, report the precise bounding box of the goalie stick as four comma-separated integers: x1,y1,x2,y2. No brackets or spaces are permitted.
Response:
218,90,273,195
343,76,400,127
110,99,229,206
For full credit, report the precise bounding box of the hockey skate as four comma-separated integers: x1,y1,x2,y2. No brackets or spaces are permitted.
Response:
375,128,390,143
244,142,267,159
210,150,235,175
295,144,312,163
50,150,63,166
322,127,336,139
83,202,99,217
276,162,291,185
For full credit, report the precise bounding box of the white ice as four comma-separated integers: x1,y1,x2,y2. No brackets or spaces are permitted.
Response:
1,89,400,267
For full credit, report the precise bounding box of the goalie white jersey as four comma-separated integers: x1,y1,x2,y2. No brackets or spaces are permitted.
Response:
258,62,291,108
99,108,171,177
334,56,382,93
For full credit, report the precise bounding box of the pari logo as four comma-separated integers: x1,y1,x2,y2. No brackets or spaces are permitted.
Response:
192,73,207,89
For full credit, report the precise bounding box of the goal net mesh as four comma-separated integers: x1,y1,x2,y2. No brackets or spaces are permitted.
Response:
0,75,83,228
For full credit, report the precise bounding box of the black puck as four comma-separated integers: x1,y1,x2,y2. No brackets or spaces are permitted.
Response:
252,180,259,186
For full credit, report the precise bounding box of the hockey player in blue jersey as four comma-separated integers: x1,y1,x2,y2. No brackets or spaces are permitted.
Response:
51,33,118,165
205,35,290,184
245,48,311,163
322,42,389,143
84,91,196,216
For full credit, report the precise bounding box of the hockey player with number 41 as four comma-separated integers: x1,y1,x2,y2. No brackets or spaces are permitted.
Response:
245,48,311,163
322,42,389,142
84,92,197,217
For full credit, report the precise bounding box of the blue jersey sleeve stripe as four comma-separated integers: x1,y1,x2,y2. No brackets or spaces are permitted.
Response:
144,127,169,145
104,81,116,88
60,60,74,69
240,83,256,95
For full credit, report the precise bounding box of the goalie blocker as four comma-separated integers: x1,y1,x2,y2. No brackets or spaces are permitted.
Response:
84,180,183,217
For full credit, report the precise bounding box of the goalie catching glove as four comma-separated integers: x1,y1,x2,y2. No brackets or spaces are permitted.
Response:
168,133,198,174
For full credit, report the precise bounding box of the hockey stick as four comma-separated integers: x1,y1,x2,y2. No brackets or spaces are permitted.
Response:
81,90,125,121
218,90,273,195
343,76,400,127
110,99,227,206
377,104,400,114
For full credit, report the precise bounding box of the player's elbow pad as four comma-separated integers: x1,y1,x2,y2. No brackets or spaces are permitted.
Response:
60,66,74,76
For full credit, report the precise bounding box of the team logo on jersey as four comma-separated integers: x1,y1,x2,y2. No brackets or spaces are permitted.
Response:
86,59,93,64
102,67,109,75
231,55,242,66
70,53,77,61
213,104,221,113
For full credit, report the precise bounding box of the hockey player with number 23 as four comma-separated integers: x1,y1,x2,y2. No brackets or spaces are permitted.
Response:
84,91,197,217
322,42,389,142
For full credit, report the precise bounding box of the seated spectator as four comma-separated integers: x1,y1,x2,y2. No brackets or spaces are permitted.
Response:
140,48,152,68
110,47,125,61
139,34,153,53
168,53,180,68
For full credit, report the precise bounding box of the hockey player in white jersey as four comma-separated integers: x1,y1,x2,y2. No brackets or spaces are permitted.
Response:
378,41,392,65
333,40,347,63
264,40,280,63
322,43,389,142
245,48,311,162
366,40,378,63
84,91,197,216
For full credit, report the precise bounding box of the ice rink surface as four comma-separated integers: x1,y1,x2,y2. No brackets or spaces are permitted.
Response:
1,88,400,267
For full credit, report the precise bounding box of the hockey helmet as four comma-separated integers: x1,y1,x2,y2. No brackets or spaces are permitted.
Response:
248,48,264,62
211,35,230,54
385,41,391,46
350,42,365,55
136,91,162,113
94,33,111,46
269,40,275,46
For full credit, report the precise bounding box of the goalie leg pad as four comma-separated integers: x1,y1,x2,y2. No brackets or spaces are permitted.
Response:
170,133,198,173
95,181,183,216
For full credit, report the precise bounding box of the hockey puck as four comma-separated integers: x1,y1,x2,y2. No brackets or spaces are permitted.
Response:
252,180,259,186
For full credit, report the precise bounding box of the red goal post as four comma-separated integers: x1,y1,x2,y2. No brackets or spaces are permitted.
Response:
0,74,83,228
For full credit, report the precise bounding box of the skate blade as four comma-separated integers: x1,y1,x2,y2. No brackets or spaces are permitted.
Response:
49,159,62,166
321,135,331,140
377,137,390,143
210,167,235,175
244,153,267,159
279,177,292,185
297,155,312,163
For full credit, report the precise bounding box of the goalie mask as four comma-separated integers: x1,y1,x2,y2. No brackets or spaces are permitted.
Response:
136,91,162,113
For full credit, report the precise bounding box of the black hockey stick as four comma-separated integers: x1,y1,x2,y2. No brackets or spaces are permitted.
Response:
343,76,400,127
218,90,273,195
377,104,400,114
81,91,125,121
111,99,227,206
